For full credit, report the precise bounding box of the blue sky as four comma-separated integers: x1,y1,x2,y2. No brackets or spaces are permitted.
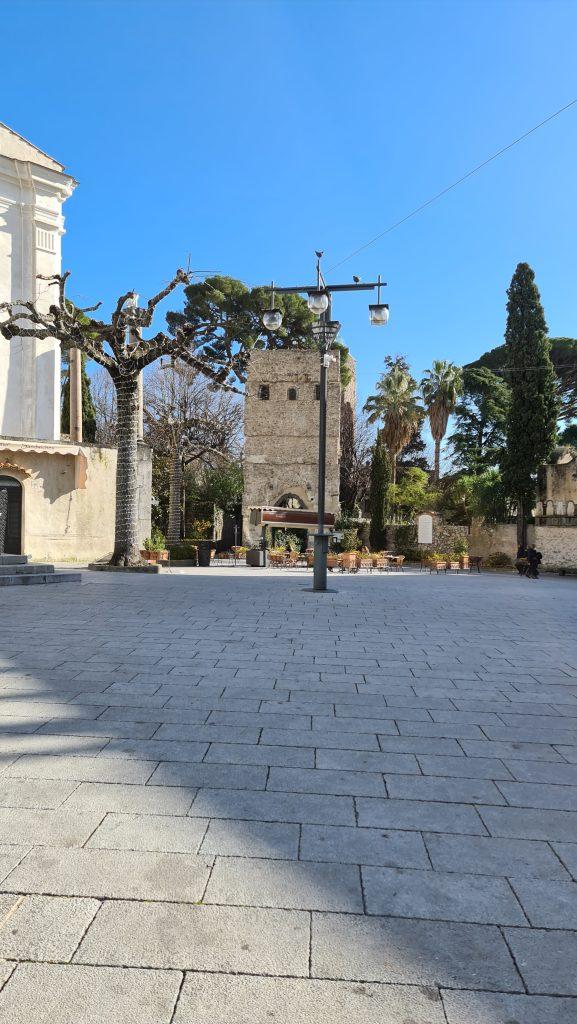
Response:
3,0,577,407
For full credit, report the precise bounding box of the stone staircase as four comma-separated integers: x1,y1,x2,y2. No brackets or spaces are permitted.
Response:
0,554,81,587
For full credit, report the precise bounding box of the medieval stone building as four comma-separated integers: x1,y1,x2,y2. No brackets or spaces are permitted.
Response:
242,349,354,546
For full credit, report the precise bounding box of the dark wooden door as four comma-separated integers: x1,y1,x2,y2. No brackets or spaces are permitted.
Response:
0,476,22,555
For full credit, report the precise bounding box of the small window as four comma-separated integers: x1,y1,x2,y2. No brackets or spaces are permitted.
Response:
287,387,298,401
314,384,321,400
258,384,270,400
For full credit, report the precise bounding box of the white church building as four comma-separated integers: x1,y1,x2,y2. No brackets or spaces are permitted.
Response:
0,123,150,561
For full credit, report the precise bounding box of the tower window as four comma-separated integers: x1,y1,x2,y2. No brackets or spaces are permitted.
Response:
258,384,270,400
287,387,298,401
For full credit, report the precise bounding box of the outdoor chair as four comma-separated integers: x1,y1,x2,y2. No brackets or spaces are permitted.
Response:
390,555,405,571
357,556,373,572
469,556,482,573
373,556,388,572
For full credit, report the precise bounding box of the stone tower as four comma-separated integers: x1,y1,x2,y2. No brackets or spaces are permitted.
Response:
242,349,351,545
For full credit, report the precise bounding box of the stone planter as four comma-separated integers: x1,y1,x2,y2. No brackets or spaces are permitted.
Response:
459,555,469,570
326,554,339,571
246,548,268,567
140,549,168,563
340,552,358,572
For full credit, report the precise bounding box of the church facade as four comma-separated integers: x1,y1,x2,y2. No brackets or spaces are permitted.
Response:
0,123,151,562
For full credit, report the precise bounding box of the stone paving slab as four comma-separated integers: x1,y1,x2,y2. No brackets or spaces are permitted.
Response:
86,812,210,854
425,830,571,879
205,855,364,911
188,787,356,825
361,865,527,924
74,900,309,974
1,568,577,1020
200,818,300,859
441,989,577,1024
504,927,577,994
0,894,100,960
0,808,105,847
61,782,196,815
2,847,213,901
0,963,181,1023
3,754,156,784
0,845,31,883
300,823,429,868
311,912,523,989
172,973,447,1024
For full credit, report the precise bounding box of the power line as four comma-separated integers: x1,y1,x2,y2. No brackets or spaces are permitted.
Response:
328,97,577,273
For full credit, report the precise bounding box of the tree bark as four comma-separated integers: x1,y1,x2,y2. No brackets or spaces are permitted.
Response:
167,449,183,545
433,438,440,483
111,373,142,565
516,498,526,547
391,453,397,486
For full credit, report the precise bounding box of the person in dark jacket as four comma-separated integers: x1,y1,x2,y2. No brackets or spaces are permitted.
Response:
526,545,542,578
515,544,528,575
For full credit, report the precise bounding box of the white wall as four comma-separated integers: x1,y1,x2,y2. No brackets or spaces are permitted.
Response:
0,147,75,441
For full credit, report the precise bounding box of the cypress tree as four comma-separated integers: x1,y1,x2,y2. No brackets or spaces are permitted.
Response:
369,432,391,550
501,263,558,544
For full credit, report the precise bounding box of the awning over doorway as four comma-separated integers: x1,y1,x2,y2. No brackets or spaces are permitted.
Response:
253,507,336,530
0,438,89,488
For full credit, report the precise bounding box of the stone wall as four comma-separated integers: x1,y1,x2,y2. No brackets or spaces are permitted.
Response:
469,521,520,560
386,516,468,555
242,350,342,545
0,442,151,562
535,524,577,571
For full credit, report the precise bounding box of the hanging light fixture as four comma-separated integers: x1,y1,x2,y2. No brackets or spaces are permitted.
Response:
369,274,389,326
262,281,283,331
307,289,330,315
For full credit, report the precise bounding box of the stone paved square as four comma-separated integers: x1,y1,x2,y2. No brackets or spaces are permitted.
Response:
0,566,576,1020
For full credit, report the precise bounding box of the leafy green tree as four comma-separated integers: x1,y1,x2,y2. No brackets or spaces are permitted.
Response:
61,350,97,441
368,433,390,549
421,360,462,482
364,357,424,484
389,467,437,519
397,425,430,474
469,335,577,422
558,423,577,447
189,462,243,517
500,263,558,543
449,366,510,474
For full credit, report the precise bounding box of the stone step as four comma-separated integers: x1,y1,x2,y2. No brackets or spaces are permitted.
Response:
0,563,54,576
0,554,29,566
0,571,81,588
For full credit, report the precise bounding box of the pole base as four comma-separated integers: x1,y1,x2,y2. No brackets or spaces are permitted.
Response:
313,533,330,592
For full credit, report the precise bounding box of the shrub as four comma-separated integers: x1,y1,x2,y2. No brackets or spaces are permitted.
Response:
341,528,361,552
168,541,198,563
144,526,166,552
484,551,513,568
188,518,212,539
397,547,424,563
452,536,468,555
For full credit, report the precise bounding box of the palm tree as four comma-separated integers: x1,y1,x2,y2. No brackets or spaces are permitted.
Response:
364,360,423,485
421,360,463,482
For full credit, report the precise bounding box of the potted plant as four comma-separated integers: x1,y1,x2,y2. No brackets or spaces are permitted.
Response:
141,527,168,563
453,537,469,570
426,551,448,573
339,528,360,571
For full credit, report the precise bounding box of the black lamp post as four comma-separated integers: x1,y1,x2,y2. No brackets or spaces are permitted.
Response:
262,253,389,592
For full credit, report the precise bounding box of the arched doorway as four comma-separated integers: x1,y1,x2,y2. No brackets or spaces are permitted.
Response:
0,476,22,555
275,493,309,551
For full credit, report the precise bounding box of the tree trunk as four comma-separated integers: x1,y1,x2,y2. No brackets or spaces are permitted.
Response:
391,453,397,486
167,449,183,546
433,438,441,483
111,373,142,566
516,497,526,547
